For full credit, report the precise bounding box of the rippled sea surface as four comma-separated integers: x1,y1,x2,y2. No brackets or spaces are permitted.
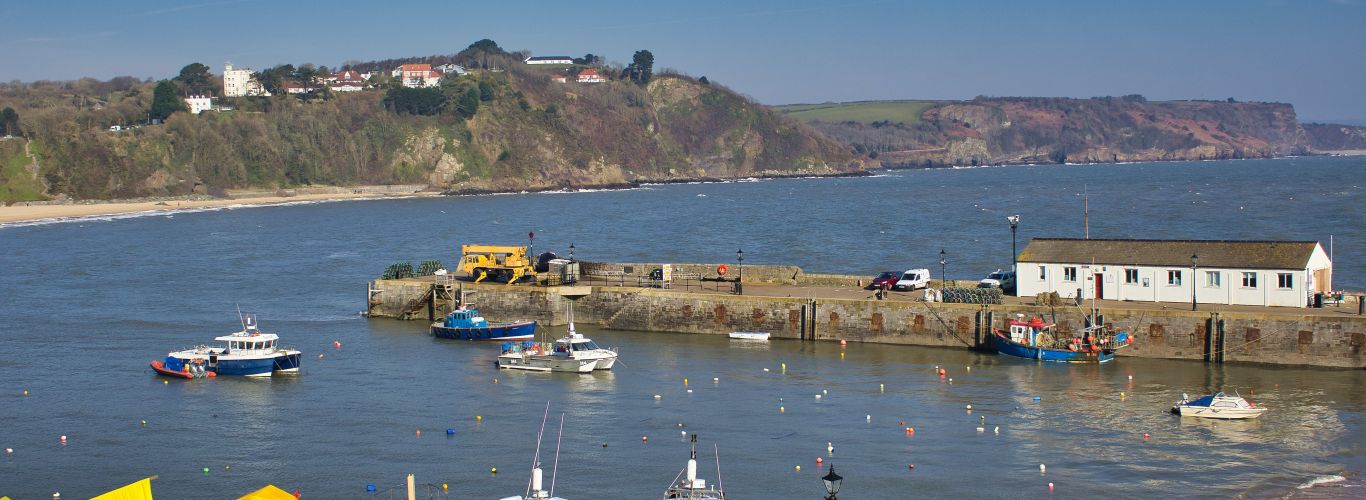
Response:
1,157,1363,498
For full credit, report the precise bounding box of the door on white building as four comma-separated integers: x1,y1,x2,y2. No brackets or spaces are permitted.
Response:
1094,273,1104,300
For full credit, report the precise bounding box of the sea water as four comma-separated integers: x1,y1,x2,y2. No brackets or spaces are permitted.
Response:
0,156,1363,497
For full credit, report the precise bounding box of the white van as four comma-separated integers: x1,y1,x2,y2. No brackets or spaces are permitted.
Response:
894,269,931,291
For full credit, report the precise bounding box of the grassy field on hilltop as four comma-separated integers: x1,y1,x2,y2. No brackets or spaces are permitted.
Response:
774,100,940,124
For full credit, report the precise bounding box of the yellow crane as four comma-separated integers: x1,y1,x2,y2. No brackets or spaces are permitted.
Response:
459,244,536,285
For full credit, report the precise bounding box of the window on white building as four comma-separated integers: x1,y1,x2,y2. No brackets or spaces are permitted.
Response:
1206,271,1221,288
1242,272,1257,288
1124,268,1138,284
1063,267,1077,282
1167,270,1182,286
1277,273,1293,289
1038,266,1046,280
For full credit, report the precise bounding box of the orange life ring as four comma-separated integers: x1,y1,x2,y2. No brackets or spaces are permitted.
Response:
717,264,729,276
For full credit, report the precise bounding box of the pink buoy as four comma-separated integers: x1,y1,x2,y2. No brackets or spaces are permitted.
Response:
333,341,341,349
908,464,915,471
1048,482,1055,492
839,339,847,347
816,457,823,464
1142,433,1150,440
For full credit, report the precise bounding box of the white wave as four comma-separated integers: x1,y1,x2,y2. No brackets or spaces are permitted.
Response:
1297,475,1347,489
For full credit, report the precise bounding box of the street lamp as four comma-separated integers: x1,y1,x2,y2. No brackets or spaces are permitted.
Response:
1007,214,1020,272
1191,254,1198,311
736,249,744,295
568,242,575,262
822,465,843,500
939,249,948,292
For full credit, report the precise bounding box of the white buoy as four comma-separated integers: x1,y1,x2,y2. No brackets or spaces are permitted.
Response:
686,389,693,394
713,377,719,383
763,368,770,372
1040,464,1046,473
827,442,834,455
866,415,872,422
654,394,662,399
822,389,828,395
815,394,822,400
966,404,973,410
994,426,1000,434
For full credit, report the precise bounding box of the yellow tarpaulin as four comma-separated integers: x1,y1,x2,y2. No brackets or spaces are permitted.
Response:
91,477,154,500
238,484,296,500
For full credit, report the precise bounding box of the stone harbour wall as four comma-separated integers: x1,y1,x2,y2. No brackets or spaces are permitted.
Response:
367,279,1366,369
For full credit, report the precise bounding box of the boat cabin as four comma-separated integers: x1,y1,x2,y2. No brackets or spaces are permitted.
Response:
1007,317,1052,346
215,333,280,353
556,337,601,353
443,307,488,328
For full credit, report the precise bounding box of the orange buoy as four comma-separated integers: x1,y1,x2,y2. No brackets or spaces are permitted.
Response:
816,457,823,464
717,264,729,276
839,339,847,347
1142,433,1150,440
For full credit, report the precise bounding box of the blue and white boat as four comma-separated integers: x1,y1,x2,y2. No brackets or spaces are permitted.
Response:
431,306,536,341
164,315,302,377
991,316,1130,363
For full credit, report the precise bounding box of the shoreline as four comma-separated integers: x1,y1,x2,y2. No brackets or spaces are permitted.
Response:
4,153,1359,225
0,190,438,226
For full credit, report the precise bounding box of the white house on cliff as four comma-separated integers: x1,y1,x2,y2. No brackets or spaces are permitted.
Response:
1015,238,1332,308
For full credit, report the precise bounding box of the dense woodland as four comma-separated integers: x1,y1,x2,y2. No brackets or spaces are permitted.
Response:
0,40,855,202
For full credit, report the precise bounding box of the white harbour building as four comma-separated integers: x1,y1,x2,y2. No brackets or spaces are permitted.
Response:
1015,238,1332,308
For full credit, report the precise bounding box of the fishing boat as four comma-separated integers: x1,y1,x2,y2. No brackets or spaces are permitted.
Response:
727,332,770,341
663,434,726,500
991,315,1131,363
1171,392,1267,419
551,304,618,370
497,341,599,373
431,306,537,341
161,314,302,377
500,404,569,500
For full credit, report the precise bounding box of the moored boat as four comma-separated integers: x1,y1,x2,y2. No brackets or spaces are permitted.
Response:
663,434,726,500
991,315,1130,363
500,404,569,500
150,356,214,379
497,341,599,373
431,306,536,341
161,314,302,377
551,304,618,370
728,332,770,341
1171,392,1267,419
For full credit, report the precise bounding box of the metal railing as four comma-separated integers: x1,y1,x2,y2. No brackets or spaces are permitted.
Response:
538,270,740,293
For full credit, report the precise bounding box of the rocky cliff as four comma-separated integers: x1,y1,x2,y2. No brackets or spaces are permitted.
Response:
0,71,860,202
796,97,1317,167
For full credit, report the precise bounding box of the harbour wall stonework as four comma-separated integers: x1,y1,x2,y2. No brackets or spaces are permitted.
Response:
368,279,1366,369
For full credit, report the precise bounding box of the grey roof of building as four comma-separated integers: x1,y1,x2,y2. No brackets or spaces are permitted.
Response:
1016,238,1321,270
526,56,572,60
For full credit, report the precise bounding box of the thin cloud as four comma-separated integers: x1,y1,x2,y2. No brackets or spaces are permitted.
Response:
126,0,254,17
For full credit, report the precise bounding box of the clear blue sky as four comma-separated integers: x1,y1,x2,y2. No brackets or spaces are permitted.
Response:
3,0,1364,121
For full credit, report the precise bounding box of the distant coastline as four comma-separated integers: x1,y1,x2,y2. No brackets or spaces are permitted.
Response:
0,188,435,226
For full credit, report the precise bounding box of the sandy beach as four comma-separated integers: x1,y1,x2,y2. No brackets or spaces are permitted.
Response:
0,190,438,225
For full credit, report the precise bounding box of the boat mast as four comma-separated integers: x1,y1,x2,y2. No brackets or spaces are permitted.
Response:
714,443,724,498
550,413,563,498
1083,185,1089,240
526,402,550,499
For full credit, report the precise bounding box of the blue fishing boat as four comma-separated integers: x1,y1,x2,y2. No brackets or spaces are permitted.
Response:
991,316,1131,363
431,306,536,341
161,314,302,377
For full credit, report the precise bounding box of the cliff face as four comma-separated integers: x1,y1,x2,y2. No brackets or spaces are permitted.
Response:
1303,123,1366,152
2,73,860,201
801,97,1314,167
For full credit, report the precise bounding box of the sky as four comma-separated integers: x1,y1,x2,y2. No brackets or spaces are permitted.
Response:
2,0,1364,122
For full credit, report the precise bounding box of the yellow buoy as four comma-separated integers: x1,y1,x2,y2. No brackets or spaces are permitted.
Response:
683,378,688,385
491,467,498,474
23,390,29,396
795,465,801,471
163,380,169,385
779,406,785,413
476,415,483,422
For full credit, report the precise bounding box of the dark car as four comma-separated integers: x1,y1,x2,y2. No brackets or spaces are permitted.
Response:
868,271,900,290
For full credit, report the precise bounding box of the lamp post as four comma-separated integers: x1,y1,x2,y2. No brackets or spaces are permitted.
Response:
939,249,948,293
1191,254,1198,311
736,249,744,295
568,242,575,262
822,465,843,500
1007,214,1020,272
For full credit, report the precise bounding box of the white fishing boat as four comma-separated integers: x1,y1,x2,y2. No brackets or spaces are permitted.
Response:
727,332,770,341
663,434,725,500
497,343,598,373
160,312,301,377
500,404,569,500
552,304,618,370
1171,391,1267,419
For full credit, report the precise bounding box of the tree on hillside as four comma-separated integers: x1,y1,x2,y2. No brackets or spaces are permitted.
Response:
1,107,19,136
467,39,504,54
253,64,295,96
572,53,600,65
462,39,506,69
624,50,654,84
698,76,709,85
383,87,446,115
149,80,186,120
174,63,215,96
478,80,494,101
455,87,480,118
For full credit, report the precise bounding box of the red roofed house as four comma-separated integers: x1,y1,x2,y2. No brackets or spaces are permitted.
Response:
395,63,442,88
576,68,605,83
328,69,366,92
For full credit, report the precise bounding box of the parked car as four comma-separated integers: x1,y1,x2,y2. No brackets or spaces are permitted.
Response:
868,270,900,290
895,269,931,291
978,269,1016,292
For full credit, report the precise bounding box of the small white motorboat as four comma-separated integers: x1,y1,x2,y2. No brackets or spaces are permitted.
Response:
728,332,770,341
552,303,618,370
1171,391,1267,419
